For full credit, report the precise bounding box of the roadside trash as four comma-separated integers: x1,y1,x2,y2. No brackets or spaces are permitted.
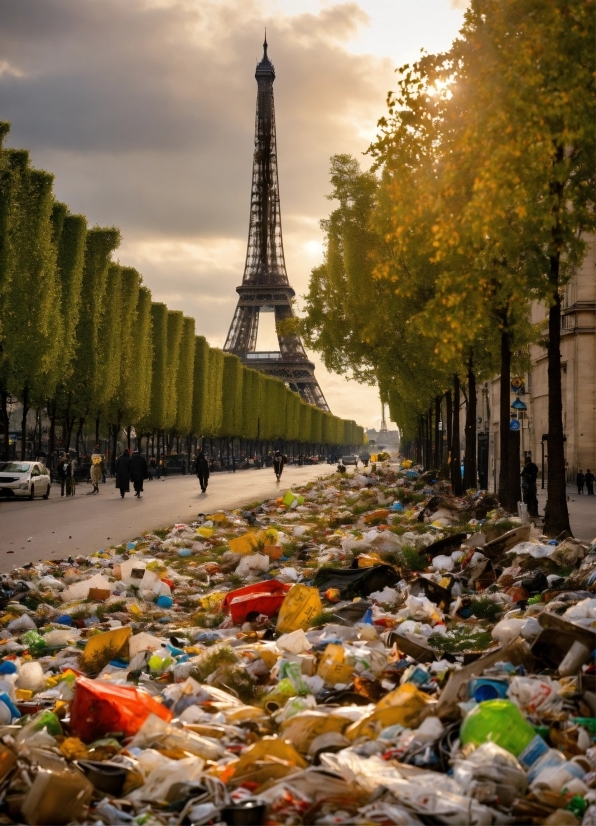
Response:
0,456,591,823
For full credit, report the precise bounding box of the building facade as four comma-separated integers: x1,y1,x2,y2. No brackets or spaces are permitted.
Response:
479,236,596,489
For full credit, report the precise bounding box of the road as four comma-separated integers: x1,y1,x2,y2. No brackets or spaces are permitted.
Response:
0,465,333,571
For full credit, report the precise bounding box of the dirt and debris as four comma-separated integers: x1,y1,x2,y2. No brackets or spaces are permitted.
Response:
0,458,593,824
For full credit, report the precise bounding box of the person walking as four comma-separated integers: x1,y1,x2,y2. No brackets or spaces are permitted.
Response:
115,449,132,498
90,447,103,494
273,450,285,482
576,469,585,495
57,453,69,497
520,456,540,518
195,450,210,493
585,469,595,496
130,448,148,498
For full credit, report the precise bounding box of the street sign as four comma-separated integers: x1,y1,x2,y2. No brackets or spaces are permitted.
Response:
509,419,521,431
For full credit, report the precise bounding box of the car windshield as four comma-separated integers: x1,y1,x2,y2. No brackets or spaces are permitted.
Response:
0,463,31,473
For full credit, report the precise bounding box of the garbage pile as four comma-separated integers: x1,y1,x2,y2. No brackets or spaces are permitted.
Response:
0,460,594,825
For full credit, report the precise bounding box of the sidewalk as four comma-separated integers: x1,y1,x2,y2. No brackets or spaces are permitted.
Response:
536,484,596,543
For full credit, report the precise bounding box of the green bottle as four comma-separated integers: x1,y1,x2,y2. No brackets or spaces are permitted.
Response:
461,699,548,768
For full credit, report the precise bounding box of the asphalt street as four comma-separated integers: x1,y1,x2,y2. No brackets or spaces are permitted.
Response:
0,464,334,572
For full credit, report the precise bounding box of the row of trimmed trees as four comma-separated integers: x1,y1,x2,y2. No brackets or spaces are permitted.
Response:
0,122,363,464
300,0,595,536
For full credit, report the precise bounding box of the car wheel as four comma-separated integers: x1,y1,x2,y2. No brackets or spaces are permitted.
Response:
42,483,50,500
29,484,35,500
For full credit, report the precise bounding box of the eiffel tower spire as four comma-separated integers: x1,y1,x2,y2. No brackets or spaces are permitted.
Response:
224,39,329,411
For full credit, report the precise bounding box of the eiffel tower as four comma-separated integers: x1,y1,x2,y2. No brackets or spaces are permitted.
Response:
224,37,329,411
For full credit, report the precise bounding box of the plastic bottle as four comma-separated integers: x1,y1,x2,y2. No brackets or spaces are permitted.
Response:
0,661,18,700
460,699,548,768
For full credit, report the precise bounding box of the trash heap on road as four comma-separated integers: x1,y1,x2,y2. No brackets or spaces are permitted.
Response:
0,460,594,825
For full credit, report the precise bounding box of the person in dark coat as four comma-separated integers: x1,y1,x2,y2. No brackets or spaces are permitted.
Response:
520,456,540,518
273,450,285,482
57,454,70,497
195,451,210,493
577,469,585,495
585,469,595,496
115,449,131,498
130,449,148,498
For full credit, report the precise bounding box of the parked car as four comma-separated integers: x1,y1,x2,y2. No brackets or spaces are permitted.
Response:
0,461,51,499
341,455,358,466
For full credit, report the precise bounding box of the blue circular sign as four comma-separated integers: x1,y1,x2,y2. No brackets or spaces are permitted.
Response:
509,419,521,431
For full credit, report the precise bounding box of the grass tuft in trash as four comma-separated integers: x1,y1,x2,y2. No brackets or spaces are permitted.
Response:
308,610,337,628
429,628,493,652
190,644,238,682
469,597,502,622
153,528,170,540
398,546,427,573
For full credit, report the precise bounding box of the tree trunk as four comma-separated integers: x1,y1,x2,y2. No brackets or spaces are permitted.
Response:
445,390,453,481
544,258,572,536
498,328,512,510
75,417,85,456
126,426,132,451
20,386,30,460
434,396,441,469
464,356,477,490
95,416,100,449
48,400,56,469
1,389,10,460
451,375,463,495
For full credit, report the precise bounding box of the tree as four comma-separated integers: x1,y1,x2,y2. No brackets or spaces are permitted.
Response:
144,302,168,454
0,154,62,457
65,227,120,448
174,316,196,438
191,336,210,439
220,353,244,438
164,310,184,441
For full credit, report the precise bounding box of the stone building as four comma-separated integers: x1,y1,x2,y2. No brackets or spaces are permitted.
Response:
478,236,596,490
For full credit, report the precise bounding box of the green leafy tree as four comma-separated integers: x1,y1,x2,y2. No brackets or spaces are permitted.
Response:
174,316,196,437
191,336,210,438
0,154,62,456
164,310,184,439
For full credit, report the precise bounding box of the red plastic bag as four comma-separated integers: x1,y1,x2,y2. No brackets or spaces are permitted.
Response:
70,677,173,742
221,579,291,624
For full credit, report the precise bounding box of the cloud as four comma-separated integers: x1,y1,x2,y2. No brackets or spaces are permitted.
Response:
0,0,392,424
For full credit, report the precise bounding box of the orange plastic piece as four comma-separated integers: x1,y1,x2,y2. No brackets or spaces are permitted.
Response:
70,676,173,743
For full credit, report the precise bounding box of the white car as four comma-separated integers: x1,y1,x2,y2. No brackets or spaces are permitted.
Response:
0,461,51,500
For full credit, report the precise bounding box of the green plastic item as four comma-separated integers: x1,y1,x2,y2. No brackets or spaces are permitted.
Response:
33,711,62,736
566,795,588,819
527,595,542,605
461,700,548,768
572,717,596,737
21,631,46,655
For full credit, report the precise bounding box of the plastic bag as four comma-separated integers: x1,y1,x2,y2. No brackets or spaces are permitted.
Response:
221,580,291,623
70,677,172,742
276,584,322,634
235,553,270,579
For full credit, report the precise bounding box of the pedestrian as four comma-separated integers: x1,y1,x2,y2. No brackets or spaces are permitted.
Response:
585,468,595,496
149,456,157,480
576,468,585,495
115,449,131,498
520,456,540,518
195,450,210,493
130,448,148,498
273,450,285,482
57,453,69,497
90,448,103,494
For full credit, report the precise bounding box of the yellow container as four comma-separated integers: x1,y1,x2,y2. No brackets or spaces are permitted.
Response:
79,626,132,672
196,527,214,538
276,584,322,634
316,643,354,686
345,683,434,740
228,532,259,555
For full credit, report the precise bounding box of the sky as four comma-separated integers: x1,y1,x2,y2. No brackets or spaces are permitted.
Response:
0,0,467,430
